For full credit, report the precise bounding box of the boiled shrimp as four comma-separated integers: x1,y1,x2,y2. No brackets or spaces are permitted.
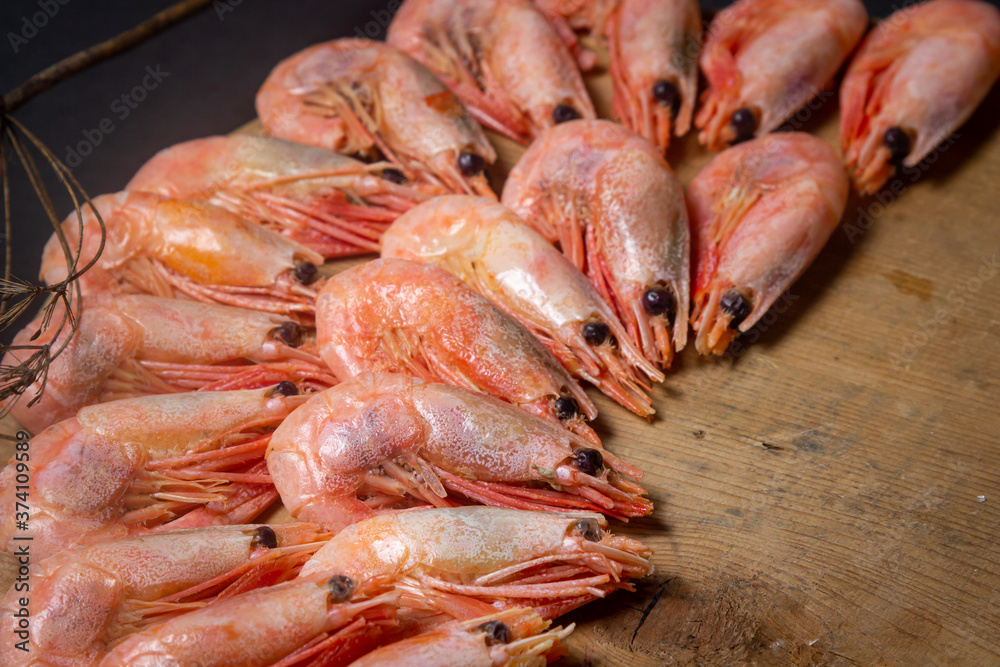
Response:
302,506,653,621
315,258,599,439
502,120,689,369
345,608,573,667
841,0,1000,194
3,294,336,434
256,39,495,197
99,576,398,667
40,191,324,319
0,385,305,560
127,135,433,258
267,374,651,533
381,195,663,417
387,0,596,143
0,524,327,666
687,132,849,355
696,0,868,150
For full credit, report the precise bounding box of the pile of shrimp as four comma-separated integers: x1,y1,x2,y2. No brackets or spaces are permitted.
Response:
4,0,1000,663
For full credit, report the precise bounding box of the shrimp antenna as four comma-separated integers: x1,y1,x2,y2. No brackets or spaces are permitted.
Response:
0,0,214,422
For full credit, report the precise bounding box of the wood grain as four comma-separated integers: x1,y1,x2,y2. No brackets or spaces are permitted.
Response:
3,64,999,666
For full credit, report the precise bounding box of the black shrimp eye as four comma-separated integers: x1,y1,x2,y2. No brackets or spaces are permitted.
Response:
457,152,485,177
582,321,611,346
251,525,278,549
642,286,676,322
475,620,511,646
381,168,407,184
571,518,602,542
730,107,757,144
271,321,303,348
269,381,299,397
553,395,580,420
719,289,752,329
573,448,604,476
652,79,682,119
883,126,911,163
294,260,319,285
327,575,355,603
552,104,581,124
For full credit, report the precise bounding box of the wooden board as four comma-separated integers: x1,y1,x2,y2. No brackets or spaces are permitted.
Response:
3,63,1000,666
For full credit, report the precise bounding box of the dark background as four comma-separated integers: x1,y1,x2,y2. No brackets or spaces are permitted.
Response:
2,0,999,343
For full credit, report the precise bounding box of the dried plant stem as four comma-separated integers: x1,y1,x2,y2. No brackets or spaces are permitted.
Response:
1,0,214,114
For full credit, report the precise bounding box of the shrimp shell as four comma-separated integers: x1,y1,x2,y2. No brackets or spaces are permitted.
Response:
0,386,306,560
315,258,598,439
502,119,689,369
266,374,650,533
256,39,496,197
387,0,596,143
381,194,663,417
302,506,653,619
840,0,1000,194
127,135,433,258
98,576,398,667
345,607,573,667
0,524,326,666
696,0,868,151
687,132,849,355
3,294,335,434
40,191,323,319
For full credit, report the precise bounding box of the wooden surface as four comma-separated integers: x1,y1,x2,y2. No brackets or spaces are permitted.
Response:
4,64,1000,666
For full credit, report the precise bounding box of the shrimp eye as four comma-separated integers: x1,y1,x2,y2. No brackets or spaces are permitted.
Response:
730,107,757,144
552,104,581,124
883,127,911,163
652,79,681,119
271,321,303,348
582,321,612,346
458,152,485,176
720,289,751,329
572,518,603,542
294,261,319,285
475,620,511,646
573,448,604,476
327,575,355,603
553,395,580,420
269,381,299,397
251,526,278,549
642,286,676,322
381,168,407,184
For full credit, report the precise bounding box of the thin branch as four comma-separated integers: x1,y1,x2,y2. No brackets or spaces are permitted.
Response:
1,0,214,114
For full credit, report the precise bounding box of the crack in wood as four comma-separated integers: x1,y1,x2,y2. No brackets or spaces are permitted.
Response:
631,578,670,646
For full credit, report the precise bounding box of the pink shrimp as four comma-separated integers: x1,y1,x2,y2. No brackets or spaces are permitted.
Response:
301,506,653,621
127,135,433,258
315,258,599,440
533,0,618,70
0,524,327,666
696,0,868,151
387,0,597,143
0,385,306,560
3,294,336,434
40,191,324,320
841,0,1000,194
256,39,496,197
266,374,650,532
381,195,663,417
99,576,398,667
502,120,689,369
345,608,573,667
688,132,849,356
